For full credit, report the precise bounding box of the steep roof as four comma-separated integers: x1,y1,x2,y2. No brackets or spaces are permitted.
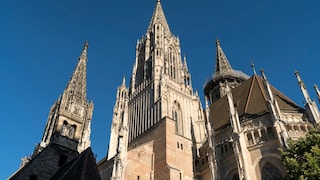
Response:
210,75,303,131
50,147,101,180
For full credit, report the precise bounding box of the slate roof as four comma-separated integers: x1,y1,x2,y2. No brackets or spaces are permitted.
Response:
50,147,101,180
210,75,304,131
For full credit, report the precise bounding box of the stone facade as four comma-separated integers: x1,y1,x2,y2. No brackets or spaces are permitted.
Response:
98,1,319,180
11,1,320,179
98,1,207,179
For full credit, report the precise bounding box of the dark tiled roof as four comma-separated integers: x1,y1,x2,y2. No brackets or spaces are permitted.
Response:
50,147,101,180
210,75,303,131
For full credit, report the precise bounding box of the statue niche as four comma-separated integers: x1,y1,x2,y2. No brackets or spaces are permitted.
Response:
61,120,77,139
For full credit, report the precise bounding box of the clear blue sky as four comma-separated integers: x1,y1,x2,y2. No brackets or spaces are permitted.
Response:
1,0,320,178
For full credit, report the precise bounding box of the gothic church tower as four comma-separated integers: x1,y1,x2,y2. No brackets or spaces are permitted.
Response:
11,42,95,180
99,1,207,179
38,42,94,155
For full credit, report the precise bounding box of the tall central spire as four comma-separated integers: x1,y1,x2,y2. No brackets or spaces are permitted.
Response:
147,0,170,33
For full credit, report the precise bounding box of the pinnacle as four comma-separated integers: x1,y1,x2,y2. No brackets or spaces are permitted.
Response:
121,76,126,87
80,41,89,60
215,39,233,74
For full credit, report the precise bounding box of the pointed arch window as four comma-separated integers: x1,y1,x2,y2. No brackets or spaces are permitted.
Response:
168,48,177,80
261,162,282,180
172,101,183,135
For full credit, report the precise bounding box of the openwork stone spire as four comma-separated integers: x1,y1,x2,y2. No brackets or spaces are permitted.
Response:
63,42,88,107
147,0,170,34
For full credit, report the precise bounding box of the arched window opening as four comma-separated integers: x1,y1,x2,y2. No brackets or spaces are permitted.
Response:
261,128,268,141
172,101,183,135
261,162,282,180
267,127,274,138
254,131,260,143
168,48,177,80
224,144,228,152
247,133,253,145
58,155,68,167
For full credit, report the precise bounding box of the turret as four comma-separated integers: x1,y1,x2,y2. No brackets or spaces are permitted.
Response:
204,39,249,104
260,69,289,148
108,77,129,160
295,71,320,124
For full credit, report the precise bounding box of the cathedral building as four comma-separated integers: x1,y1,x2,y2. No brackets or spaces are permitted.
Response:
10,0,319,180
98,1,319,180
98,1,207,179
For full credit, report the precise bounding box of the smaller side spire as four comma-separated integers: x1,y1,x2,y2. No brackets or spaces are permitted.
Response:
295,71,320,124
260,69,282,120
121,76,126,88
314,84,320,103
183,54,188,71
215,38,232,74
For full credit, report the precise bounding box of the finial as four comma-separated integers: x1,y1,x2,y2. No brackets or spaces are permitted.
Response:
251,61,256,75
80,41,89,59
157,0,161,3
260,68,267,80
122,76,126,86
294,70,302,83
84,41,89,50
216,38,220,46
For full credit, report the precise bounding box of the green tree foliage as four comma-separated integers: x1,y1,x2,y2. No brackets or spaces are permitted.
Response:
280,127,320,180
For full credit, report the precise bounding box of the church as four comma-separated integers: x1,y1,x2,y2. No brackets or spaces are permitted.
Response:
10,0,320,180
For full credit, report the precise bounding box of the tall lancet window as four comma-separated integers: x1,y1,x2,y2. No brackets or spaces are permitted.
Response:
172,101,183,135
169,48,177,80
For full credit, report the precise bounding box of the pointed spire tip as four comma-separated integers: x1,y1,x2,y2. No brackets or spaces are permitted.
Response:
216,38,220,45
84,41,89,50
